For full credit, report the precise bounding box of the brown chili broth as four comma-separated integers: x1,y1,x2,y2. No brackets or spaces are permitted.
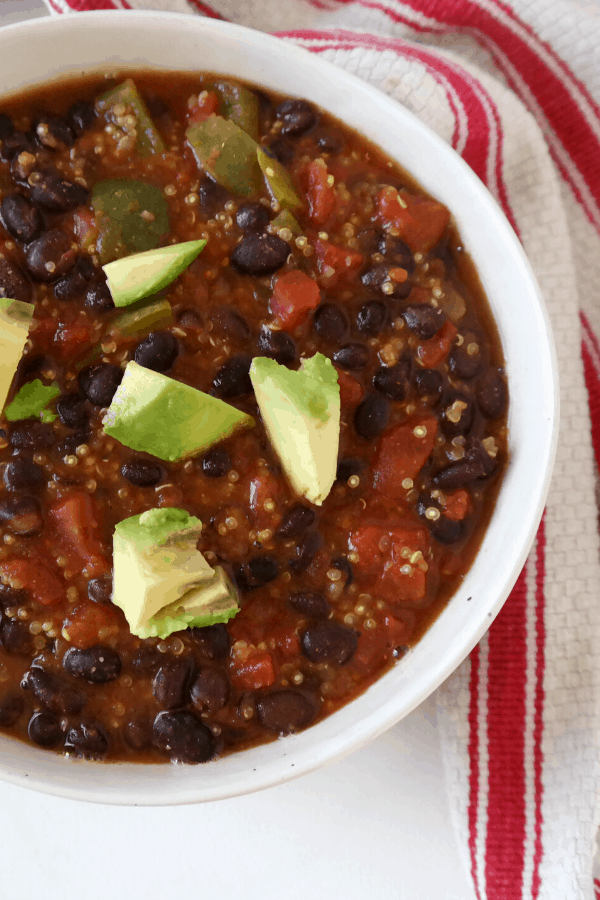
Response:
0,71,508,762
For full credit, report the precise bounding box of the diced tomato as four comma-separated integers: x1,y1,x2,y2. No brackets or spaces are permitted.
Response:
354,613,412,675
303,159,337,225
0,558,64,607
270,269,321,331
48,493,110,578
373,416,439,499
376,187,450,253
442,489,471,521
63,603,122,649
187,90,219,124
270,623,301,658
314,239,364,283
335,367,364,407
54,320,92,361
231,650,275,691
417,319,458,368
349,522,429,603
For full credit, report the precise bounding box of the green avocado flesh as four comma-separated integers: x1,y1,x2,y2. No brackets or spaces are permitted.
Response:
0,298,34,418
103,239,206,308
103,361,254,462
249,353,340,506
91,179,170,264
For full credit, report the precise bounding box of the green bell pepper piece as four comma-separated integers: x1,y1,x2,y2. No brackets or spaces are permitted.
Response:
96,79,164,158
257,147,303,214
186,116,262,198
211,80,260,141
270,208,302,235
91,179,170,264
110,297,173,341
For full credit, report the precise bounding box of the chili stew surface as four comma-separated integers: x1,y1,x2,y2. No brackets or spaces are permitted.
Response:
0,72,507,764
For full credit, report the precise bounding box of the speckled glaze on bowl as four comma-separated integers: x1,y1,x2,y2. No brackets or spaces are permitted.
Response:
0,11,558,805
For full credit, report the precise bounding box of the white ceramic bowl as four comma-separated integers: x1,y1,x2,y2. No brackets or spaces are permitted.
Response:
0,11,557,805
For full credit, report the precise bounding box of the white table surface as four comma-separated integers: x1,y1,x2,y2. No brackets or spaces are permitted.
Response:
6,0,594,896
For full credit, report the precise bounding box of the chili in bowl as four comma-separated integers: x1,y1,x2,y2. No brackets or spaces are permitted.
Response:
0,12,557,804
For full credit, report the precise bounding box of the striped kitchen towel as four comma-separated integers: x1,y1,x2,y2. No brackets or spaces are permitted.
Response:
42,0,600,897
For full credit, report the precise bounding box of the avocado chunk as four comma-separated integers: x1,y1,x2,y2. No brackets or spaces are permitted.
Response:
5,378,60,423
96,79,165,158
0,298,34,417
112,507,215,635
186,116,262,197
136,567,239,640
257,147,303,214
103,360,254,462
91,179,170,264
249,353,340,505
103,239,206,308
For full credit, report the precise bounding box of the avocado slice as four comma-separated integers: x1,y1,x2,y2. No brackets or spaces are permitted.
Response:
249,353,340,506
5,378,60,423
91,179,170,264
103,360,254,462
103,239,206,308
112,507,215,635
0,298,34,417
136,567,239,640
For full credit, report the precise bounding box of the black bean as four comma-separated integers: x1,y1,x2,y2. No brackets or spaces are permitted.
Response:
0,257,32,304
33,114,75,150
123,717,153,751
0,194,42,243
433,439,496,490
378,234,415,273
0,584,27,609
266,137,294,166
354,393,390,440
121,458,164,487
402,304,446,339
0,130,35,162
152,657,195,709
313,303,349,342
335,458,365,483
65,722,109,759
78,362,123,407
188,623,230,660
54,256,96,301
477,369,507,419
201,447,232,478
56,394,89,429
440,390,475,437
429,516,465,545
211,307,251,341
0,113,14,141
29,172,88,212
190,667,230,714
67,100,96,135
152,710,216,763
356,300,389,336
0,617,32,656
3,457,44,492
356,228,382,256
332,555,353,587
176,308,203,331
236,202,270,232
131,646,163,676
288,531,323,575
25,229,76,282
198,177,230,216
373,360,410,401
413,368,443,400
288,590,330,619
87,575,113,605
26,667,85,715
9,420,54,450
134,331,179,373
257,327,296,365
0,496,43,536
230,233,289,276
63,645,122,684
212,353,252,398
449,346,482,380
276,99,317,136
332,343,369,370
28,711,62,748
85,278,115,313
361,263,411,299
315,128,345,154
0,692,23,727
256,689,318,734
301,621,358,665
236,554,279,591
55,430,89,459
277,504,316,539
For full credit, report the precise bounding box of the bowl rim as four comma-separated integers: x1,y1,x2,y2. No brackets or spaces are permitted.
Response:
0,10,559,805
